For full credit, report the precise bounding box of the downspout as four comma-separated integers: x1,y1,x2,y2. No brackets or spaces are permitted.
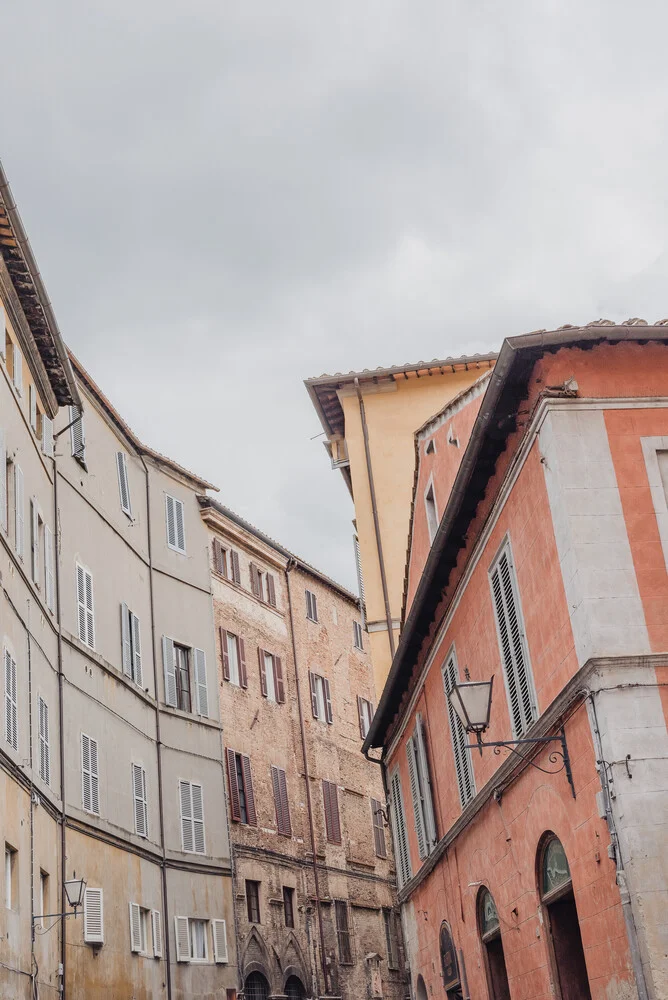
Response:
353,378,395,660
587,691,649,1000
52,457,67,1000
139,453,173,1000
285,558,329,996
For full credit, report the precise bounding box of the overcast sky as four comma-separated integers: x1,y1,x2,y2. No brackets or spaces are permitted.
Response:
2,1,667,590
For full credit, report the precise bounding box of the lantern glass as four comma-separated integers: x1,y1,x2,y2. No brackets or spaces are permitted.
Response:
64,878,86,909
448,677,494,733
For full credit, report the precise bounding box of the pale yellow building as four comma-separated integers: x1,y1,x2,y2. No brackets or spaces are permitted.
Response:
305,356,496,696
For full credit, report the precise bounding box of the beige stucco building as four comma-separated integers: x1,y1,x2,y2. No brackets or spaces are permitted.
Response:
305,357,496,697
199,497,407,1000
0,164,236,999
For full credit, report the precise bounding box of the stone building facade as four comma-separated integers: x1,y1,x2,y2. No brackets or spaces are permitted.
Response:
364,326,668,1000
0,164,237,999
199,497,407,1000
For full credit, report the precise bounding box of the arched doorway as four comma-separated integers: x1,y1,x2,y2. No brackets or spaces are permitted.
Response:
439,921,463,1000
416,974,428,1000
478,888,510,1000
538,834,592,1000
244,971,270,1000
285,974,306,999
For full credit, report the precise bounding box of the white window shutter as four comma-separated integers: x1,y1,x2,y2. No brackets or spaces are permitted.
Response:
390,771,412,888
490,544,537,738
194,648,208,717
175,499,185,552
82,733,99,814
15,464,24,558
70,406,85,463
29,385,37,430
76,565,95,649
116,452,132,516
44,525,55,612
38,697,50,785
414,715,437,851
132,763,148,838
4,649,17,751
129,901,142,952
121,604,132,676
152,909,163,958
90,737,99,814
213,919,228,963
30,499,39,583
179,780,194,853
42,416,54,457
13,344,22,394
191,783,205,854
131,613,142,687
406,737,427,860
443,652,475,808
83,887,104,943
0,428,6,533
162,636,177,707
174,915,190,962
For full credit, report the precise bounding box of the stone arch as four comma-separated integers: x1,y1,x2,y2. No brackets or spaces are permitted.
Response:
241,925,271,984
281,930,310,992
416,974,428,1000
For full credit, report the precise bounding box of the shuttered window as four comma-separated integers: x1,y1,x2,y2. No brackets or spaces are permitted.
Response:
194,648,208,717
121,604,143,687
230,550,241,584
258,649,285,704
151,909,163,957
226,749,257,826
0,429,6,533
220,628,247,688
490,541,537,738
271,765,291,836
29,385,37,431
81,733,100,815
353,621,364,650
42,416,54,458
246,880,261,923
179,780,205,854
305,589,318,622
250,563,262,598
129,902,148,953
406,716,438,860
309,672,332,723
132,763,148,838
212,538,227,577
335,901,353,964
4,649,17,751
357,697,374,739
83,887,104,943
174,915,191,962
116,452,132,516
213,919,228,963
354,534,366,627
44,525,55,613
390,771,411,888
165,494,186,553
76,564,95,649
371,798,387,858
69,406,86,466
442,650,475,808
12,344,22,395
38,697,50,785
30,499,40,583
14,464,24,558
322,779,341,844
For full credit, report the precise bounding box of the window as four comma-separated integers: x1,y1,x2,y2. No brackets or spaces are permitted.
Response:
83,887,104,943
44,525,55,613
81,733,100,815
309,672,332,724
425,438,436,455
165,494,186,553
442,650,475,808
4,844,16,909
38,697,50,785
220,628,247,688
162,637,208,716
212,538,228,577
132,763,148,838
0,429,6,534
39,871,49,924
12,342,22,395
283,886,295,928
246,880,260,923
259,649,285,704
322,780,341,844
116,452,132,517
42,416,54,458
353,620,364,650
129,902,150,954
176,643,191,712
357,697,374,739
371,798,387,859
226,749,257,826
174,916,220,963
29,385,37,432
30,499,42,585
69,406,86,466
76,564,95,649
305,589,318,622
489,540,537,738
425,480,439,543
250,564,277,607
212,920,228,963
152,909,163,958
179,780,205,854
406,715,438,860
383,908,399,969
14,463,24,559
353,533,366,628
4,649,17,751
121,604,143,687
335,901,353,964
271,765,291,836
389,771,411,888
190,919,208,961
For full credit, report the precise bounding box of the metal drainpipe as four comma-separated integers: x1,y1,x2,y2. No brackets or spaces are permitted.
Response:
353,378,395,660
139,453,173,999
587,690,649,1000
52,457,68,999
285,558,329,996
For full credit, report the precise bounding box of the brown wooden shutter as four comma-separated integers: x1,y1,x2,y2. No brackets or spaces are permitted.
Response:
238,637,248,689
371,798,387,858
274,657,285,703
309,672,318,718
219,547,228,578
324,678,333,724
226,749,241,821
323,780,341,843
231,550,241,584
258,647,267,697
357,696,365,739
272,765,291,836
241,755,257,826
212,539,221,572
220,628,230,681
250,563,261,598
267,574,276,607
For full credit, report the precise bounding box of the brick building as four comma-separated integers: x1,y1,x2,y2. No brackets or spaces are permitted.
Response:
199,497,407,1000
364,324,668,1000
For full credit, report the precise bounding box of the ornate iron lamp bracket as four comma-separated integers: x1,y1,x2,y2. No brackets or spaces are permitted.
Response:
466,727,575,798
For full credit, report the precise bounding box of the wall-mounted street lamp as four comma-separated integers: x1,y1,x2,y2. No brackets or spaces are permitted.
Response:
448,677,575,798
33,877,87,938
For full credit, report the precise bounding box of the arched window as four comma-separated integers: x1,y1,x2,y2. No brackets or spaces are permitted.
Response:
538,834,591,1000
416,974,428,1000
439,922,463,999
285,975,306,999
477,888,510,1000
245,971,270,1000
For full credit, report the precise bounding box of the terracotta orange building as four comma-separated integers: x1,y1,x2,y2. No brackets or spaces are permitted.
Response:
363,322,668,1000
